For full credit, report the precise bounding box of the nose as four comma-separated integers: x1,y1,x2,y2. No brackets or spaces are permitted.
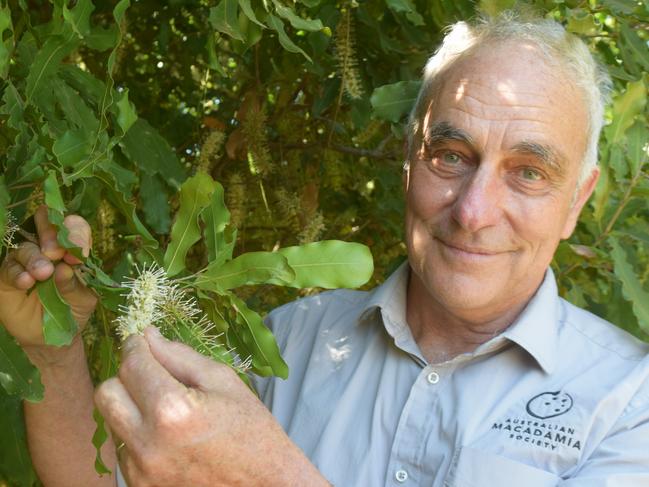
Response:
451,165,504,232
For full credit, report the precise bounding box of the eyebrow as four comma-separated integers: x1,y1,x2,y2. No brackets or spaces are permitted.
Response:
424,121,474,147
511,141,566,175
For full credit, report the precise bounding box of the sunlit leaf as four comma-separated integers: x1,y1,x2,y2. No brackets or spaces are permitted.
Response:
37,278,78,347
164,172,216,276
267,14,312,62
195,251,295,292
277,240,374,289
609,237,649,332
370,80,421,123
228,294,288,378
200,181,231,262
606,79,647,144
209,0,244,41
272,0,324,31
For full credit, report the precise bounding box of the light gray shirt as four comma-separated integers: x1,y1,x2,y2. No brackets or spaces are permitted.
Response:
254,263,649,486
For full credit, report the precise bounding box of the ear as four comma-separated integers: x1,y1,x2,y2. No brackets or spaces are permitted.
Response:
560,168,599,239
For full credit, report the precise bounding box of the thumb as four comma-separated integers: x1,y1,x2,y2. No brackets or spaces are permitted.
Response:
143,326,224,390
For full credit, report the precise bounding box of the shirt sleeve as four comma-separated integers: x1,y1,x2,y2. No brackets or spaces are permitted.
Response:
559,388,649,486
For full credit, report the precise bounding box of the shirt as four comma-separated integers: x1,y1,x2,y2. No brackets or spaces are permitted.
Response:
253,263,649,487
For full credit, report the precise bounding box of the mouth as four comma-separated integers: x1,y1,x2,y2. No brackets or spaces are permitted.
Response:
436,237,503,259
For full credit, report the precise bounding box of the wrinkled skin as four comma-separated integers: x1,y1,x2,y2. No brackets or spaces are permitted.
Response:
0,206,96,349
95,327,330,487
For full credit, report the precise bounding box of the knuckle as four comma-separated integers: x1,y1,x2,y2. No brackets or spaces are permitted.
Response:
152,392,192,431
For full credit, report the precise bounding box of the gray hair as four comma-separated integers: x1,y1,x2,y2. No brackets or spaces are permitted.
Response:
407,11,612,187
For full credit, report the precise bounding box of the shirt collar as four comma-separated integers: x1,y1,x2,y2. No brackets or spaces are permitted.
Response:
361,262,561,374
500,268,561,374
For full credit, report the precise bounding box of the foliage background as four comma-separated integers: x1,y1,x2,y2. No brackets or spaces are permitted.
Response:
0,0,647,484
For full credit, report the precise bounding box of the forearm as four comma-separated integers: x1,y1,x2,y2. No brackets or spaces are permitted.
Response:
24,337,116,487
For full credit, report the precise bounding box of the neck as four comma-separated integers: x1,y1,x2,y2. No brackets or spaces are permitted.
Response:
406,269,536,364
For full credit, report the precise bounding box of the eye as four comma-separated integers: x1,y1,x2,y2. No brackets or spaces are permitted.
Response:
521,167,543,181
442,152,462,165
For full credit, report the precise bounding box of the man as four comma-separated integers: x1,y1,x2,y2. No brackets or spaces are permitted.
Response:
1,12,648,487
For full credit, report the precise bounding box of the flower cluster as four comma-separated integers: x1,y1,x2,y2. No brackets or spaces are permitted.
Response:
115,264,251,373
115,264,169,339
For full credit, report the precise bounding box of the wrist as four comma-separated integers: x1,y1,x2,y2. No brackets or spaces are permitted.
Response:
23,335,86,369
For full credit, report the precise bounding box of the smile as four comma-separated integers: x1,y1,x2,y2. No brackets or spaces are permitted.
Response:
436,238,503,260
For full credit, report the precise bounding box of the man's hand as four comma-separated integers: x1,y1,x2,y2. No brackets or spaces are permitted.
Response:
0,206,96,350
95,327,330,487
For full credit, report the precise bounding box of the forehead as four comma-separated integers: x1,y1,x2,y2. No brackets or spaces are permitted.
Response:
423,42,589,169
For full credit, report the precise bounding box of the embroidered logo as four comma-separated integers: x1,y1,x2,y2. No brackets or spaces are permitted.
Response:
526,391,573,419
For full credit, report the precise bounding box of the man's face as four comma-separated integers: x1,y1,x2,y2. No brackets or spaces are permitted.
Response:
405,41,597,321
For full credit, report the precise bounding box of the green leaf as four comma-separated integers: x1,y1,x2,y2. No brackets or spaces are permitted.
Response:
0,4,13,79
603,0,638,14
25,34,79,103
272,0,324,31
63,0,94,39
0,391,38,486
228,294,288,378
0,176,8,249
478,0,516,16
0,325,44,402
267,14,312,62
605,79,647,144
140,173,171,234
386,0,425,26
52,128,93,168
37,277,78,346
239,0,266,28
626,122,648,176
92,408,111,474
370,80,421,123
200,181,231,262
619,22,649,72
43,170,84,258
164,172,216,276
95,171,158,249
120,118,186,189
609,237,649,331
195,251,295,292
116,88,138,134
209,0,244,41
277,240,374,289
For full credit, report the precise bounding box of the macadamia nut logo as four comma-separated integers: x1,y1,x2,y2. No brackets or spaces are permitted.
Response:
526,391,573,419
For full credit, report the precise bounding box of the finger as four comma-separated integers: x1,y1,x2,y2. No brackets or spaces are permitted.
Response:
144,326,232,391
62,214,92,264
0,257,35,290
95,377,143,449
34,206,65,261
118,335,185,414
11,243,54,282
53,262,79,296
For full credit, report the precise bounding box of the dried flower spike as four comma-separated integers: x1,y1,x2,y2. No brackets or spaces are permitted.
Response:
2,212,19,250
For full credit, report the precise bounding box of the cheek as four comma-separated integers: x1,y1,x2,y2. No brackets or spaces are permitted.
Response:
406,173,456,219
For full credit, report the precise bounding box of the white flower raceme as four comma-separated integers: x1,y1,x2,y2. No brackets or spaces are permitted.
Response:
116,264,170,339
115,264,251,373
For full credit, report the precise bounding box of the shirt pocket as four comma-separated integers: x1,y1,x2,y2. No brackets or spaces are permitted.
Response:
445,446,561,487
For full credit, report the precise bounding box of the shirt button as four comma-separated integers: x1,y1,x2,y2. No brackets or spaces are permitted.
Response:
395,469,408,482
427,371,440,384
